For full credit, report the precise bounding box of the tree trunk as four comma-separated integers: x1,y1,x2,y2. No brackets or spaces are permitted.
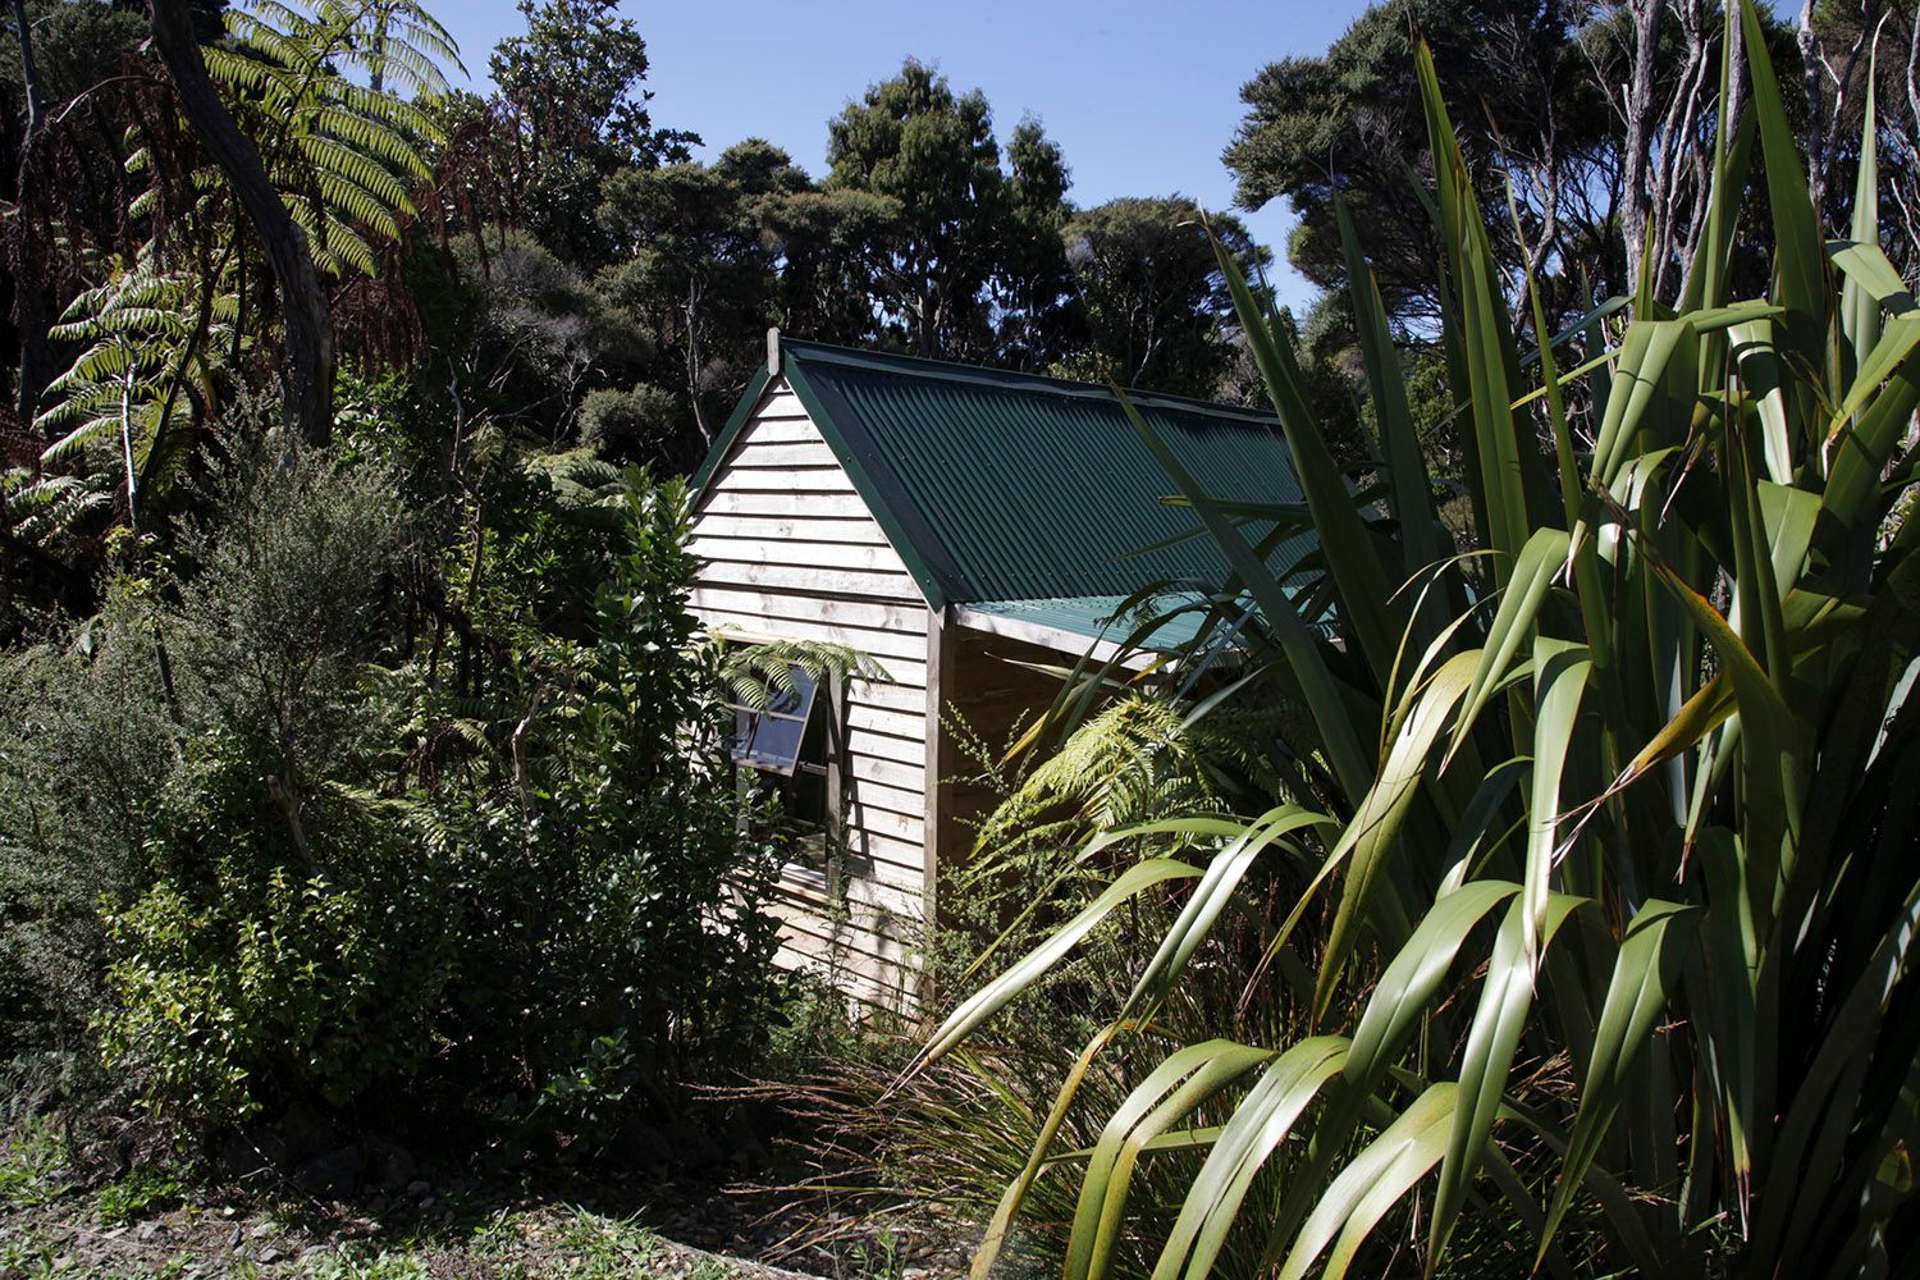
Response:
1620,0,1664,300
11,0,54,431
148,0,334,448
1724,0,1747,147
1797,0,1827,211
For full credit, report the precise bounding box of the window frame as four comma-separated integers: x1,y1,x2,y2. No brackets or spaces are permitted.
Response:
731,662,823,777
724,641,847,895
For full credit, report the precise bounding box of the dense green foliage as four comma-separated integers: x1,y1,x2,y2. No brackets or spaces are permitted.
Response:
4,1,1920,1273
917,4,1920,1276
2,441,794,1138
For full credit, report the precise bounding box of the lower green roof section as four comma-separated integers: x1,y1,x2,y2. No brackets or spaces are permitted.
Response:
962,572,1337,657
961,592,1237,655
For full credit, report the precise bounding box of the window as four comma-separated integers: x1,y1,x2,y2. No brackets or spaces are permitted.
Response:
732,663,821,775
730,660,837,874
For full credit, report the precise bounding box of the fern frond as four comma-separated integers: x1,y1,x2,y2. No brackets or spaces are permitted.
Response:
716,637,887,712
34,250,236,470
192,0,449,280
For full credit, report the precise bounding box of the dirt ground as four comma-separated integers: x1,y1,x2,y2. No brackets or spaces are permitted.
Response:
0,1120,971,1280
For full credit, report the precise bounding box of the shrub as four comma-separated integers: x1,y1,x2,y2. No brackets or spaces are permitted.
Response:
0,588,176,1069
12,448,795,1140
72,449,451,1128
578,383,682,460
409,473,789,1115
99,854,454,1128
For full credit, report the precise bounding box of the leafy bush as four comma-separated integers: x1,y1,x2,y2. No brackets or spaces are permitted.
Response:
0,589,177,1068
578,383,681,459
3,441,795,1143
99,856,454,1127
75,449,449,1128
401,473,790,1115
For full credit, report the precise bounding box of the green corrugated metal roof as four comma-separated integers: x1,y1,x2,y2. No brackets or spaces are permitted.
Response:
696,338,1321,626
962,593,1228,653
962,584,1337,654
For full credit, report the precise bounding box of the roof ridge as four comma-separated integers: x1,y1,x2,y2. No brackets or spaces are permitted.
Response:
778,337,1283,427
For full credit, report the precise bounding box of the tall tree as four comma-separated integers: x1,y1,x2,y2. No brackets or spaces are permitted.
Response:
596,140,797,446
826,59,1020,360
1225,0,1611,327
1228,0,1819,324
1059,196,1266,398
759,183,897,347
1792,0,1920,278
487,0,698,266
994,119,1079,371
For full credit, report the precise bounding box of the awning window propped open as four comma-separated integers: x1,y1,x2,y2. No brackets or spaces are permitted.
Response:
729,663,821,775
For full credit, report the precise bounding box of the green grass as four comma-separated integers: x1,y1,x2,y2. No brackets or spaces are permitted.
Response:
551,1206,662,1278
5,1169,759,1280
841,1225,908,1280
308,1247,435,1280
303,1206,744,1280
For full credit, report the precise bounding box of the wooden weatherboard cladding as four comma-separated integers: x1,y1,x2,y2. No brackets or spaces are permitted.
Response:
689,376,932,1009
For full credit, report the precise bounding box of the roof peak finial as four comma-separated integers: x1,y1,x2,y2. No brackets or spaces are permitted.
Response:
767,327,781,376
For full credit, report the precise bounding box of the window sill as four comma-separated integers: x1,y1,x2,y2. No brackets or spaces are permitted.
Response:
779,862,831,896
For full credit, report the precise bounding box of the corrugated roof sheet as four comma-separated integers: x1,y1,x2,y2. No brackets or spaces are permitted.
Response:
761,340,1319,615
962,593,1227,653
962,584,1339,654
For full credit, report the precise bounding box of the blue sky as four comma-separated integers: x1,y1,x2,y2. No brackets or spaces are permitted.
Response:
428,1,1372,311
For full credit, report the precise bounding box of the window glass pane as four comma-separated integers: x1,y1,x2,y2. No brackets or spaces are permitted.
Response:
763,668,813,718
730,663,821,774
733,708,807,772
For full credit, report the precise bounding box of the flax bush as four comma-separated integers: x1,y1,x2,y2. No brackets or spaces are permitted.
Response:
915,8,1920,1277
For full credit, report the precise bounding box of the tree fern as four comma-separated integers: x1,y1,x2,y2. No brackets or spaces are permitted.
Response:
1,470,116,554
717,636,886,713
969,691,1296,873
35,251,237,482
18,1,459,555
251,1,464,97
198,0,450,279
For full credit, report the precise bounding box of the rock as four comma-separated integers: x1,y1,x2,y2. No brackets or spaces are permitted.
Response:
230,1226,244,1250
406,1179,431,1199
365,1138,416,1192
259,1246,283,1263
292,1144,366,1198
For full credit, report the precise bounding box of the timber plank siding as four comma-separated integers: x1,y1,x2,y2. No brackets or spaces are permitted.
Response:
690,380,931,1010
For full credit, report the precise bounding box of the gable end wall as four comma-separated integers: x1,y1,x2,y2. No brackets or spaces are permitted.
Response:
688,378,932,1009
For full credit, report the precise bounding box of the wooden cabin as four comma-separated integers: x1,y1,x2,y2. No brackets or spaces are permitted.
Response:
688,332,1315,1010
